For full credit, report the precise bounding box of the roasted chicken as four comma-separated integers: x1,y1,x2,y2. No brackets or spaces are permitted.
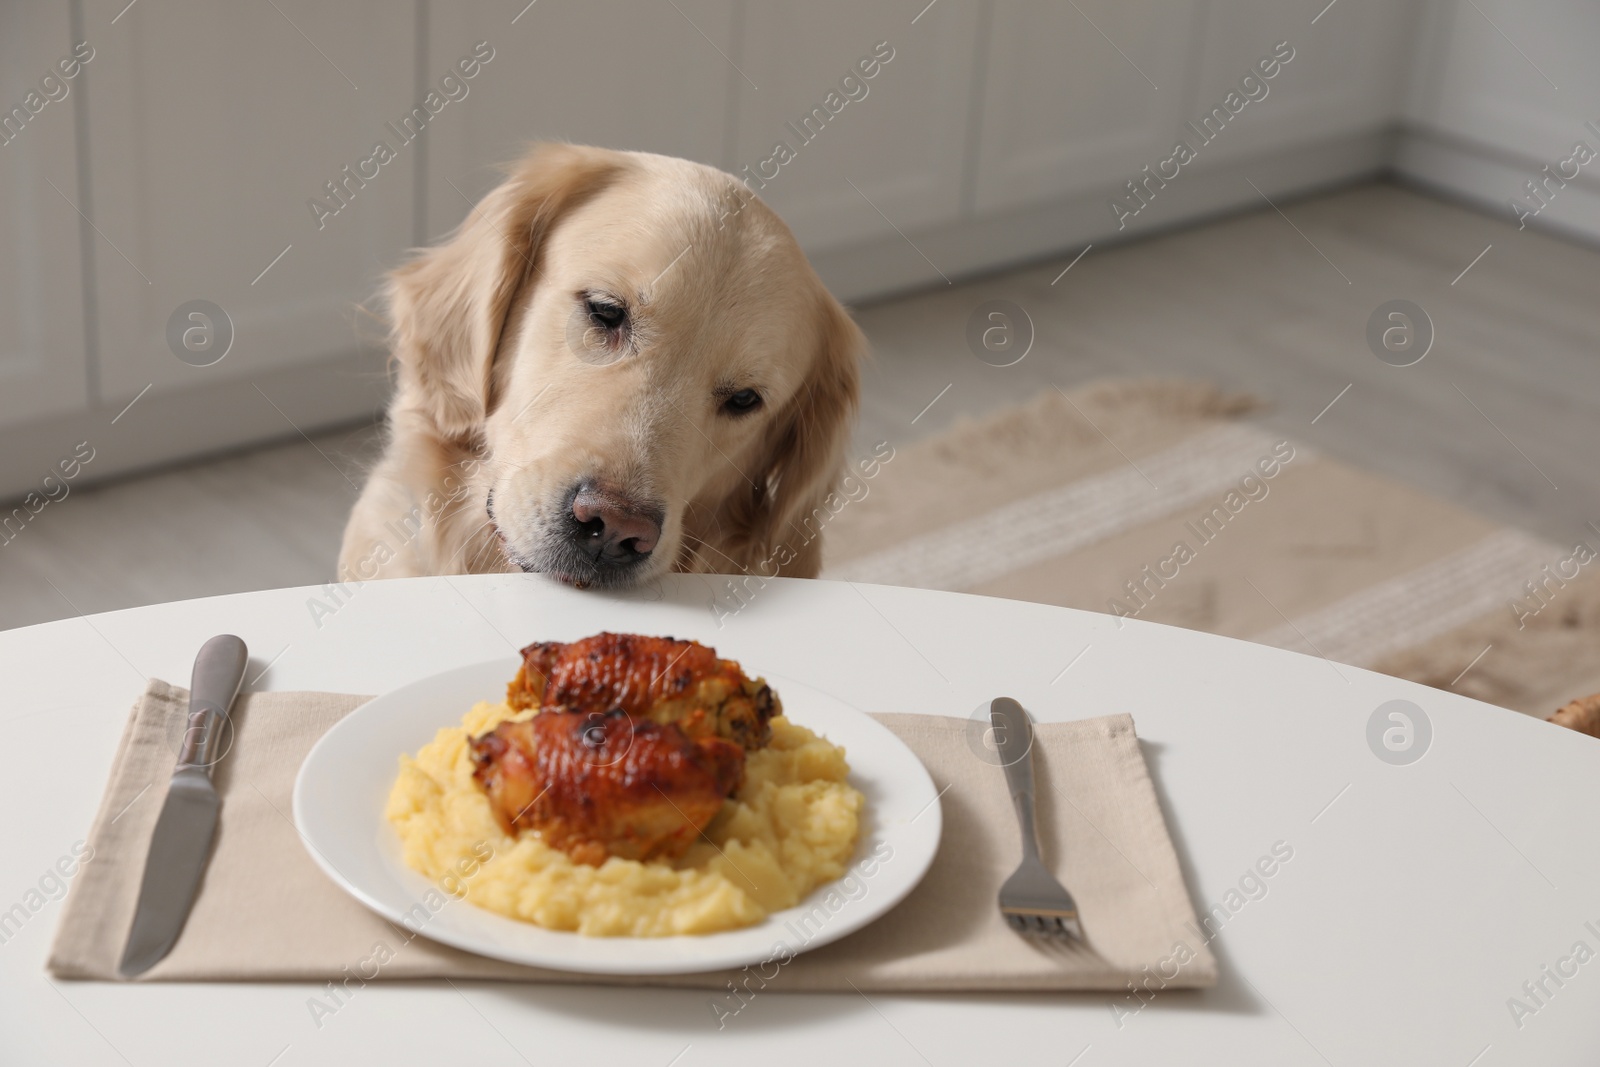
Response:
471,633,781,865
507,632,781,751
469,708,746,865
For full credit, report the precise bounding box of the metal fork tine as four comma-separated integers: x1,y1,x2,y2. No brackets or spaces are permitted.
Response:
1001,909,1084,941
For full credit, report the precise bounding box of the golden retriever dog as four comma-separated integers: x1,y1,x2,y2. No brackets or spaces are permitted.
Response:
1550,694,1600,737
339,142,863,589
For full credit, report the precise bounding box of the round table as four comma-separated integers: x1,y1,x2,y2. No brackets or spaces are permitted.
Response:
4,573,1597,1065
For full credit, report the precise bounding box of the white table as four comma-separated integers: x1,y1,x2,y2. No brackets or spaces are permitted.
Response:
3,574,1597,1066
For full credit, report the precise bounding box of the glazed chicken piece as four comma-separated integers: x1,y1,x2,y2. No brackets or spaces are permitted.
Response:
470,710,745,865
506,632,780,751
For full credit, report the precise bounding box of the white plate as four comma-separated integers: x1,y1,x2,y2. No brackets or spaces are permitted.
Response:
293,657,942,975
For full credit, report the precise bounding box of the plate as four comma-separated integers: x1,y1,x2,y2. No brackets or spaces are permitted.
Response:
293,657,942,975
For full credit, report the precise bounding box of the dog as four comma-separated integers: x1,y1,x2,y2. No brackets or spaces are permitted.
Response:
339,143,863,589
1550,695,1600,737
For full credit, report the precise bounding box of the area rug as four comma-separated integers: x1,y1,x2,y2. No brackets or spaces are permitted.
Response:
822,380,1600,719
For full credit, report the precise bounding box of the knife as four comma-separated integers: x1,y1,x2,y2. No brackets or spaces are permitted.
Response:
117,634,249,978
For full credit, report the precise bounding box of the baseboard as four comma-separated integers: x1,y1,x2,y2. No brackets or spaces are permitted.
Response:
1392,123,1600,249
0,351,390,503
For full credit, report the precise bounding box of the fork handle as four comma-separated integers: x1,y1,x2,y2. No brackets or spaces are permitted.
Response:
990,697,1041,858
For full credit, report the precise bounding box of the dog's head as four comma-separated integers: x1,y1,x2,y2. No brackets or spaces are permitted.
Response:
386,143,862,588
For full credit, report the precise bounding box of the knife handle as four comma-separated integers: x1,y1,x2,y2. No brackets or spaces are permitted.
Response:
177,635,248,773
989,697,1040,857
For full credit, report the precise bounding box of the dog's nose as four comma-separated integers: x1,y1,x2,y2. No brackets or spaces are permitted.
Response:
569,485,662,563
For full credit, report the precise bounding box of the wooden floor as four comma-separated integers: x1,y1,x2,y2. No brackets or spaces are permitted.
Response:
4,180,1597,631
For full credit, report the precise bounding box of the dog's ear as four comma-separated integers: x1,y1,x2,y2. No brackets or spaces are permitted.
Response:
737,295,864,577
386,143,621,440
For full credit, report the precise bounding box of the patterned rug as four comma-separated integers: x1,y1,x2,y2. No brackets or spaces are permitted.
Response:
823,380,1600,719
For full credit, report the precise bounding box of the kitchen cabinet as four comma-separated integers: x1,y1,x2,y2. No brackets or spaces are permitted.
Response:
9,0,1589,502
1189,0,1418,165
972,0,1199,215
0,5,91,429
730,0,980,256
421,0,734,240
80,0,417,406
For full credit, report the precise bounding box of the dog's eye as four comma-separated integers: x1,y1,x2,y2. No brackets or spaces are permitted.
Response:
585,297,628,331
722,388,763,416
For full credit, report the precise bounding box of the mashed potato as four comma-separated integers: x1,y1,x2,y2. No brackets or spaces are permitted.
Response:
385,701,865,937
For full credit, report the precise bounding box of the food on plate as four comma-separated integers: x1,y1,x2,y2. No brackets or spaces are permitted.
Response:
470,710,746,865
507,632,780,750
487,633,778,863
385,633,865,937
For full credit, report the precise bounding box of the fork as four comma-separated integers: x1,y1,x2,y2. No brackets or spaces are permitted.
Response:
991,697,1084,940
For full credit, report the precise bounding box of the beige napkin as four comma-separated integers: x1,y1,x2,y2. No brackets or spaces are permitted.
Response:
49,680,1217,992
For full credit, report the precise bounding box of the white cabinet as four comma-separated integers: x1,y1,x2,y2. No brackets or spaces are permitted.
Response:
0,6,90,429
422,0,734,239
730,1,979,253
970,0,1421,218
81,0,416,406
972,0,1199,215
1189,0,1419,165
7,0,1579,499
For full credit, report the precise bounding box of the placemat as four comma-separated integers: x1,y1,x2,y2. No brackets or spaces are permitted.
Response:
49,681,1217,993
